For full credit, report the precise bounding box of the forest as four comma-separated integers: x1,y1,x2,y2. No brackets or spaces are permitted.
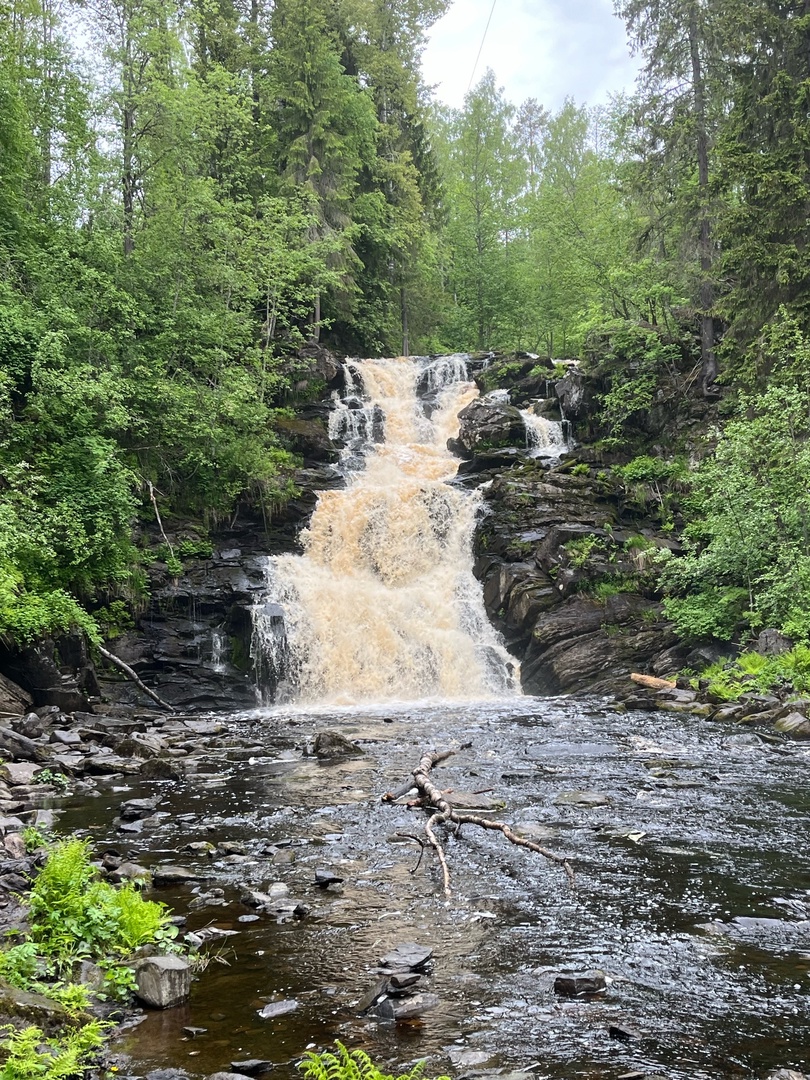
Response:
2,0,810,659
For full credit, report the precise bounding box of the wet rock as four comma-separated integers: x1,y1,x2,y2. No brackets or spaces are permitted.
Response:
120,797,162,821
0,977,71,1026
312,731,365,758
116,732,167,759
314,868,344,888
379,943,433,971
389,973,421,992
217,841,247,856
355,977,389,1014
374,992,440,1021
140,757,184,780
183,841,216,855
257,999,298,1019
230,1062,273,1076
609,1023,642,1042
237,914,260,924
84,755,142,776
768,1072,807,1080
451,398,527,457
443,790,505,811
109,861,152,885
553,790,611,807
183,1027,208,1038
16,713,48,740
152,865,201,886
448,1050,492,1068
208,1074,253,1080
553,971,607,997
774,712,810,738
134,955,192,1008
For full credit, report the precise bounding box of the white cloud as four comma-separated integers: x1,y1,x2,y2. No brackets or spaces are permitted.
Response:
421,0,640,111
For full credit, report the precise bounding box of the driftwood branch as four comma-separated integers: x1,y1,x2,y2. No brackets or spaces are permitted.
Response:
383,748,574,899
97,645,175,713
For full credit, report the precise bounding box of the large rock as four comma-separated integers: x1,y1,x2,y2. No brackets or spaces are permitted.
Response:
450,398,528,457
134,955,192,1008
0,675,32,717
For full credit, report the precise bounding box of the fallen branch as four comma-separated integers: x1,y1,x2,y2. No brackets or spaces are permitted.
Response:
630,673,676,690
97,645,175,713
383,748,573,899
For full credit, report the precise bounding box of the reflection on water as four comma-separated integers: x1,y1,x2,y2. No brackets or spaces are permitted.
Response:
55,698,810,1079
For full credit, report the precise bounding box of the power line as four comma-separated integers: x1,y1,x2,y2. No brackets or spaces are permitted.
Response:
466,0,498,94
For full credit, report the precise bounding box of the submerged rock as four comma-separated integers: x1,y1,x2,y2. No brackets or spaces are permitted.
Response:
374,992,440,1021
379,943,433,971
553,790,611,807
257,999,298,1019
312,731,365,758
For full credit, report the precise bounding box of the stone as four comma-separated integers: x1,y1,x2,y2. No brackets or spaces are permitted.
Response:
108,861,152,885
183,1027,208,1038
257,999,298,1019
134,955,192,1008
314,868,343,888
5,762,41,786
374,992,440,1021
120,797,162,821
312,731,364,758
451,397,528,457
0,976,71,1026
757,629,794,656
139,757,184,780
379,943,433,971
51,730,82,746
84,755,142,776
3,834,26,859
230,1062,273,1076
553,790,611,807
0,675,32,717
208,1074,253,1080
0,727,49,763
775,712,810,738
116,733,167,759
768,1072,807,1080
152,865,201,885
553,971,607,997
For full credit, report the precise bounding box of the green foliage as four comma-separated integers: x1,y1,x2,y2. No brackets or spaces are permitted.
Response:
28,839,176,963
0,1021,105,1080
299,1042,448,1080
33,770,69,791
662,587,749,643
564,534,605,568
694,646,810,702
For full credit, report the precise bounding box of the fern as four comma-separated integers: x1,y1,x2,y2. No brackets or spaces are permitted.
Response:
299,1043,445,1080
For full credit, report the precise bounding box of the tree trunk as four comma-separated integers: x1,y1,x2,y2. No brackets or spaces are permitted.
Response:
688,2,717,395
400,283,409,357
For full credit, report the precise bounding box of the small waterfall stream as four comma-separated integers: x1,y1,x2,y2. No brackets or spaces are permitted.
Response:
252,355,518,705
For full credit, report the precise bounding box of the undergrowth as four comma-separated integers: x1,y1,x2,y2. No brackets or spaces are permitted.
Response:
299,1042,449,1080
0,1021,106,1080
691,645,810,701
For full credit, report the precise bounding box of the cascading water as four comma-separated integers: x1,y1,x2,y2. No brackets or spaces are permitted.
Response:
251,355,519,705
520,408,571,459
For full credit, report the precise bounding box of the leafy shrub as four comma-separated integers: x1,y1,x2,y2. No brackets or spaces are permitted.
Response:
691,645,810,701
28,839,176,963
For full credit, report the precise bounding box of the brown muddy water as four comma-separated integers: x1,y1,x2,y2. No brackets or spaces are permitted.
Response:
56,697,810,1080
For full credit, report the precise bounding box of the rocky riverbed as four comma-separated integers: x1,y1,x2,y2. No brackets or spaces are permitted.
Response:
0,697,808,1079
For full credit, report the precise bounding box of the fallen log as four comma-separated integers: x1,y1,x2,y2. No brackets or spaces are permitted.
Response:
97,646,175,713
383,748,574,899
630,673,676,690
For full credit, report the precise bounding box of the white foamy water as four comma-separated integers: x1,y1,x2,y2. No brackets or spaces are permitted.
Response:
252,356,519,705
520,408,570,459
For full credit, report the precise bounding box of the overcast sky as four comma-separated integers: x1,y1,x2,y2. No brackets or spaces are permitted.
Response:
421,0,640,111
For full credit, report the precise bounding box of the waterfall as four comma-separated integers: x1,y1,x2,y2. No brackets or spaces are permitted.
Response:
520,409,570,460
251,355,519,706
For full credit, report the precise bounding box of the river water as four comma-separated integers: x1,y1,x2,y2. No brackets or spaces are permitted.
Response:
69,356,810,1077
59,697,810,1079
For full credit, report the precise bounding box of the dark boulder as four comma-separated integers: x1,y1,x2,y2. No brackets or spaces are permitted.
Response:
450,398,528,458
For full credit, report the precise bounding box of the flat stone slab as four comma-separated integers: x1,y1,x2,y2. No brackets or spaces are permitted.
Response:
152,865,201,885
379,943,433,971
374,992,440,1020
257,1000,298,1020
5,763,41,786
443,790,505,811
554,790,612,807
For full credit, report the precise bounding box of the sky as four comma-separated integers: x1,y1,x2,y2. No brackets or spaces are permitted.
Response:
421,0,640,112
